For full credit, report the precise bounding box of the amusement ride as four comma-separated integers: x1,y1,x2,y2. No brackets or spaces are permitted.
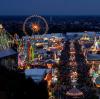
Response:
17,15,49,70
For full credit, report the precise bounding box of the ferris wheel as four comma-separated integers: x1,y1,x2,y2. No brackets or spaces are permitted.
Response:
23,15,49,37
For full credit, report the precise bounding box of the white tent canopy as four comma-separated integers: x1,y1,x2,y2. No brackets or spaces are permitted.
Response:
25,68,51,82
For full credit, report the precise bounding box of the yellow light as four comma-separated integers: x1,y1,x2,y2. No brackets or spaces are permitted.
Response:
18,66,24,70
26,66,30,69
32,23,40,32
96,84,100,88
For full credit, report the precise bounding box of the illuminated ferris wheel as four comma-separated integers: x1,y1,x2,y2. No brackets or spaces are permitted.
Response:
23,15,49,37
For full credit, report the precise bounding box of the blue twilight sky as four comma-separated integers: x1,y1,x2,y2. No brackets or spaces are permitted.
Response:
0,0,100,15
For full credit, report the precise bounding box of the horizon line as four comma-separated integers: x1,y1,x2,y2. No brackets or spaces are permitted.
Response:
1,14,100,16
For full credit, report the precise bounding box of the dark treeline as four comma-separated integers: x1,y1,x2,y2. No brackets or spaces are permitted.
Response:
0,65,49,99
0,15,100,37
3,22,100,38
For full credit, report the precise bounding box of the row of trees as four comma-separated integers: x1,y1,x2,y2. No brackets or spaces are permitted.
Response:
0,65,49,99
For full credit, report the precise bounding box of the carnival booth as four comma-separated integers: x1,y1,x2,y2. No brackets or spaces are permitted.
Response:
66,86,84,98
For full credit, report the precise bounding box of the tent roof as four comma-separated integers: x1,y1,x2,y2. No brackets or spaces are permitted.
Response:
87,53,100,61
95,76,100,84
0,48,17,59
25,69,46,76
66,87,83,96
25,69,48,82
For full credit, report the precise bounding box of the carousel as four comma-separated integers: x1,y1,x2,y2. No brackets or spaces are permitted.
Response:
66,86,84,98
80,31,91,41
79,31,95,43
79,31,94,54
88,36,100,54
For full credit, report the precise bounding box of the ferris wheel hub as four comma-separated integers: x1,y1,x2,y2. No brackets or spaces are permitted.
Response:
31,23,40,32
